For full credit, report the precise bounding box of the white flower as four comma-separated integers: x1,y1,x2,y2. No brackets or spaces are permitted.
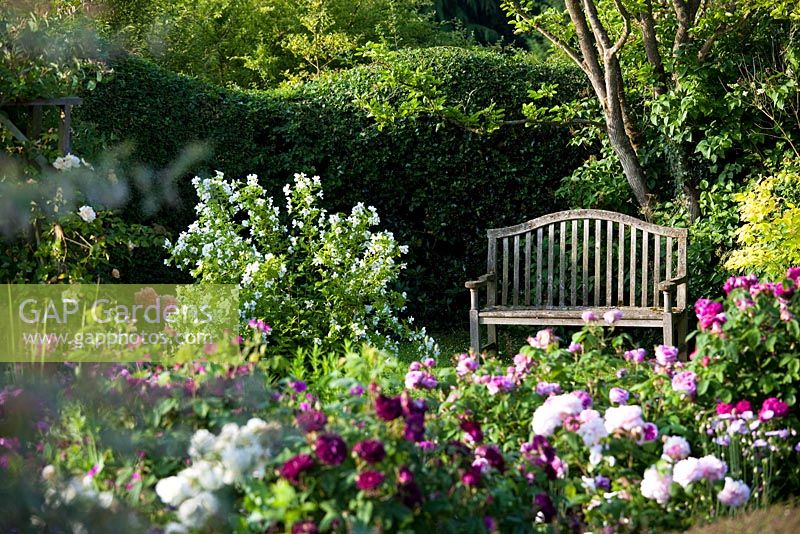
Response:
531,393,583,436
164,523,189,534
183,461,225,491
717,477,750,507
640,466,672,505
189,429,216,459
78,205,97,223
672,457,702,488
577,413,609,446
662,436,691,461
604,405,645,434
42,465,56,481
177,491,220,529
698,454,727,482
155,476,192,507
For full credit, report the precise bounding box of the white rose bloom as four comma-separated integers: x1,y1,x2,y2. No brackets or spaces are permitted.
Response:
640,466,672,505
177,491,219,529
78,205,97,223
184,461,225,491
189,429,216,459
155,475,192,507
164,522,189,534
577,416,609,446
673,457,703,488
42,465,56,481
604,405,645,434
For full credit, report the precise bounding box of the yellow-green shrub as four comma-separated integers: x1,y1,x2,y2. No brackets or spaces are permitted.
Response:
725,159,800,278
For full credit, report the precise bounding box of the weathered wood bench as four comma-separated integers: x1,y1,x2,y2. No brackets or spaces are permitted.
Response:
465,209,688,352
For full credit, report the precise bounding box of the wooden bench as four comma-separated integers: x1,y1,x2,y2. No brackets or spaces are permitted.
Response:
465,209,688,352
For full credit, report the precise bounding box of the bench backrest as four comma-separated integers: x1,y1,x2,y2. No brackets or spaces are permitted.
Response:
486,209,688,310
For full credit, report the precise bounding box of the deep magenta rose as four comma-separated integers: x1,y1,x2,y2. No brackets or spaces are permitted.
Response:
296,409,327,433
279,453,315,484
315,433,348,465
374,394,402,421
353,439,386,464
356,470,385,491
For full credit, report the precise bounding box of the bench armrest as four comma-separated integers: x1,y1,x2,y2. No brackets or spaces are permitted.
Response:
465,273,495,289
658,275,687,292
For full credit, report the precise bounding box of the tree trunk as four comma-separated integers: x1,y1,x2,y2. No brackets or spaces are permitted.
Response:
606,113,652,215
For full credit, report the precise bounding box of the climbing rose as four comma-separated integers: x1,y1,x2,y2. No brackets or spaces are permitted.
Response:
624,348,647,363
603,309,622,324
292,521,319,534
534,493,556,522
581,311,598,322
461,419,484,444
672,371,697,396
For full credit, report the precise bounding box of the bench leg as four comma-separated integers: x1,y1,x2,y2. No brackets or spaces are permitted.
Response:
677,312,688,359
663,311,675,348
487,325,496,348
469,310,480,354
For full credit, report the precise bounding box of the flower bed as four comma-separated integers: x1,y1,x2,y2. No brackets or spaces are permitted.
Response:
1,271,800,531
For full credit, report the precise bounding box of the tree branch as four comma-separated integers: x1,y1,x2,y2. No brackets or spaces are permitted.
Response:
636,0,667,95
609,0,632,57
564,0,608,101
582,0,613,52
508,2,589,77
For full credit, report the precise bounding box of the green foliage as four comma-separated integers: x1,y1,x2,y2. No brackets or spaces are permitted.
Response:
0,1,108,105
725,159,800,278
75,48,590,322
0,155,165,284
88,0,463,88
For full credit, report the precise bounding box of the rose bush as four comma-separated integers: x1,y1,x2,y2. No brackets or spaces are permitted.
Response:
1,273,799,531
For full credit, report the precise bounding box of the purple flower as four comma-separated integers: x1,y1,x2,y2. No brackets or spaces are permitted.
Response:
356,470,385,491
595,475,611,491
290,380,307,393
403,412,426,442
624,348,647,364
461,420,484,444
581,311,598,323
572,390,593,409
604,309,622,324
609,387,629,405
280,454,315,484
536,381,562,396
315,433,348,465
353,439,386,464
296,409,327,433
401,391,427,417
759,397,789,421
456,354,479,376
248,318,272,333
672,371,697,396
461,466,481,486
422,357,436,368
655,345,679,366
405,370,438,390
476,444,506,472
292,520,319,534
534,493,556,522
486,375,515,395
375,394,403,421
86,463,102,478
484,516,497,532
723,274,759,295
568,342,583,354
616,368,628,378
397,479,423,508
349,384,364,396
642,422,659,442
695,299,726,332
409,361,421,371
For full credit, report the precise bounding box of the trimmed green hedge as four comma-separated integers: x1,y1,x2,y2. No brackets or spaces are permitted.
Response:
75,47,590,322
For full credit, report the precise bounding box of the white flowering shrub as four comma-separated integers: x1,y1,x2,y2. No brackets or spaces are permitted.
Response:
166,172,436,356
